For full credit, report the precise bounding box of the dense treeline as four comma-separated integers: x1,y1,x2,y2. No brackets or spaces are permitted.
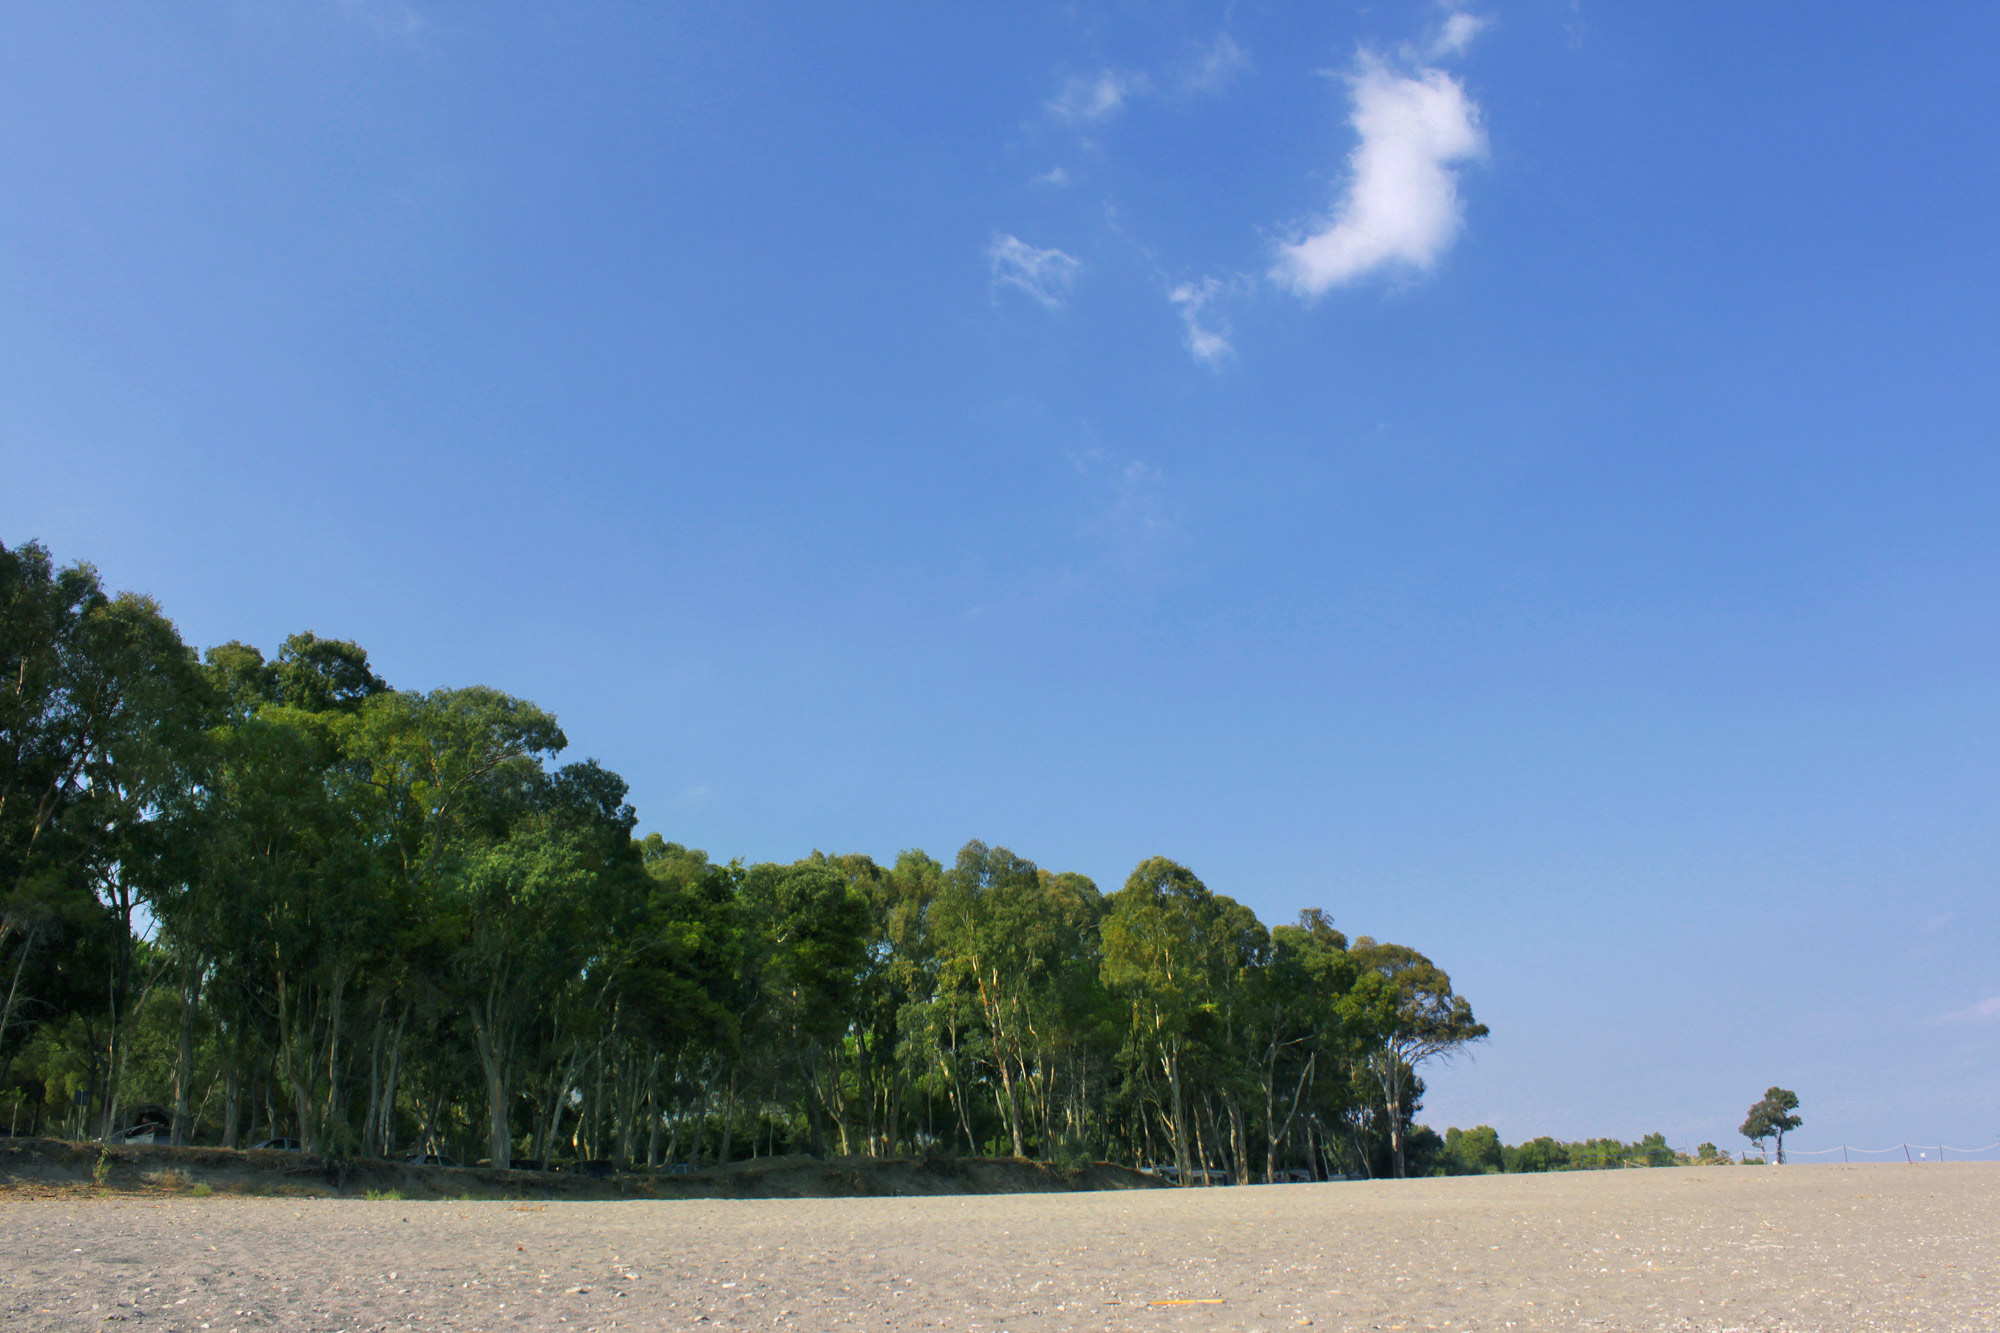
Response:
1,539,1487,1181
1435,1126,1726,1174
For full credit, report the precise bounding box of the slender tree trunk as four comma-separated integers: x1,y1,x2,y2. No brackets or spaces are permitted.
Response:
978,977,1027,1157
172,963,202,1145
716,1067,737,1167
646,1061,663,1169
379,1005,408,1157
469,1011,512,1169
323,968,348,1151
1228,1097,1248,1186
362,1005,384,1156
222,1024,243,1150
273,973,315,1150
1387,1090,1406,1178
0,923,41,1064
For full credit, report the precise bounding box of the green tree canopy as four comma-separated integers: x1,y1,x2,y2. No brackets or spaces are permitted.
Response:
1740,1087,1802,1163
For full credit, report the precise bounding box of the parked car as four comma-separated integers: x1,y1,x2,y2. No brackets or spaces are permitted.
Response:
250,1137,303,1152
116,1105,175,1144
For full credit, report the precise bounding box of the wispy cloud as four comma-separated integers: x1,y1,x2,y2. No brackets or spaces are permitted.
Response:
1428,11,1491,59
1168,278,1236,366
1049,70,1149,123
1937,996,2000,1025
1049,34,1246,127
1031,166,1071,188
1071,451,1177,558
1272,52,1487,296
1181,33,1250,94
989,234,1082,308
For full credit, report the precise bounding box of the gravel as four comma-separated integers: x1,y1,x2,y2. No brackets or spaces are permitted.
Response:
6,1162,1995,1331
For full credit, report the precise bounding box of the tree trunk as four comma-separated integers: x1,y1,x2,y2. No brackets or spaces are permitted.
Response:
172,963,202,1145
1167,1043,1190,1186
379,1006,408,1157
1228,1097,1248,1186
1191,1096,1213,1186
362,1006,384,1156
467,1006,512,1169
323,968,348,1152
222,1024,243,1150
716,1067,737,1167
0,923,42,1066
646,1067,663,1169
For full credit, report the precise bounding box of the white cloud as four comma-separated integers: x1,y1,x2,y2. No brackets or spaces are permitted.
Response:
1182,33,1250,94
1049,70,1148,123
1272,54,1486,296
989,234,1082,308
1938,996,2000,1024
1168,278,1235,366
1031,166,1071,187
1429,11,1491,59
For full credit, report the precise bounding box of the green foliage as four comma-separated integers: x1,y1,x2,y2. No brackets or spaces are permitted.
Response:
1442,1124,1503,1174
1,535,1494,1187
1740,1087,1802,1162
1491,1130,1681,1172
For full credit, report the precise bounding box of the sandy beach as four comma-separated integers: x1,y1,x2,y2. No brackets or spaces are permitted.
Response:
6,1164,1994,1332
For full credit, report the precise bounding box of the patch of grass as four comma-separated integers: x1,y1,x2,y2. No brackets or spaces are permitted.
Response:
190,1183,213,1197
92,1150,113,1186
365,1188,405,1201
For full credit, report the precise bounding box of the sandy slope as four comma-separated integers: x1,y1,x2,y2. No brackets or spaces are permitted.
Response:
6,1164,1995,1332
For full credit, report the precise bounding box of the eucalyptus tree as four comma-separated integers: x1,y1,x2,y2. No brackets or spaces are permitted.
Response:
1020,867,1111,1157
864,849,944,1154
1347,937,1487,1177
622,836,745,1165
1100,857,1249,1184
1242,910,1359,1181
930,842,1046,1157
342,684,631,1169
0,540,206,1139
735,859,871,1157
174,636,391,1154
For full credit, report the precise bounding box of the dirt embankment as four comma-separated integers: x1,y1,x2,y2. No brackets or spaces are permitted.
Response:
0,1136,1165,1201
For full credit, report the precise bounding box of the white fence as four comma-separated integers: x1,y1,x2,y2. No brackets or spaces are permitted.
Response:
1750,1140,2000,1164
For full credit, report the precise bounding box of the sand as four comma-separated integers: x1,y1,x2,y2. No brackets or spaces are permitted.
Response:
5,1163,1994,1332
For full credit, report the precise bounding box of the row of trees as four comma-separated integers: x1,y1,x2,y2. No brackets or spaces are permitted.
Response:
1,539,1488,1181
1430,1087,1807,1175
1436,1125,1685,1173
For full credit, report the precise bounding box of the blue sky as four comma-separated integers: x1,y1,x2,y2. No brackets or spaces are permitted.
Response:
5,2,1999,1154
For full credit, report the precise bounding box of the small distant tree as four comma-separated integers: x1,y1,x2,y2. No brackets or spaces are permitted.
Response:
1739,1087,1802,1164
1442,1124,1502,1174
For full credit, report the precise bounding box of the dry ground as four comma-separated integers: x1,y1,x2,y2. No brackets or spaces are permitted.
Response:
4,1163,1994,1332
0,1138,1162,1202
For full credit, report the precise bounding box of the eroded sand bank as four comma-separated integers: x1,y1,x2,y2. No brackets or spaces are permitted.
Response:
7,1163,1995,1332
